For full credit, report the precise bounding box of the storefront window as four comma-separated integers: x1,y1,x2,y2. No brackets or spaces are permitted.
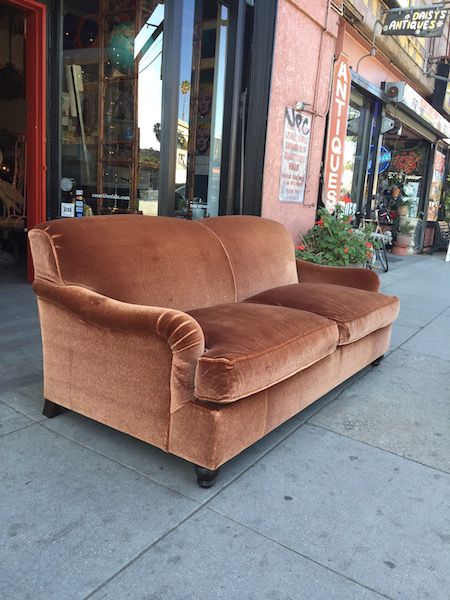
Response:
60,0,232,219
60,1,164,215
376,127,429,219
428,148,446,221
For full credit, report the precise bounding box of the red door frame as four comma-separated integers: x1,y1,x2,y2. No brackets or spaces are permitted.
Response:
7,0,46,281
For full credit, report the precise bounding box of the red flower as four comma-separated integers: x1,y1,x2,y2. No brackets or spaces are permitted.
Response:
343,247,349,254
343,195,352,204
296,244,305,251
316,218,324,226
346,216,353,223
365,242,373,248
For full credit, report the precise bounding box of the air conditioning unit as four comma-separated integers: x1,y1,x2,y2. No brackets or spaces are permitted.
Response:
343,1,364,23
331,0,344,16
384,82,406,102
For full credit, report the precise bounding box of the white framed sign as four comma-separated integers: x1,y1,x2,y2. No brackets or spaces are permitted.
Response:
279,107,312,204
60,202,75,218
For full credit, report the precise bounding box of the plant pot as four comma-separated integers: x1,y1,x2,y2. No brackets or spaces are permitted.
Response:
391,245,408,256
397,205,408,217
392,233,412,255
395,233,412,246
392,186,401,199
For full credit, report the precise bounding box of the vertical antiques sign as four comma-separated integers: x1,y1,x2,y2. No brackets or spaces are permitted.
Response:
323,53,351,212
279,107,312,203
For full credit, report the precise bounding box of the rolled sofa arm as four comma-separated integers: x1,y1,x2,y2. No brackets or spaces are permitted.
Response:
33,280,205,411
296,259,380,292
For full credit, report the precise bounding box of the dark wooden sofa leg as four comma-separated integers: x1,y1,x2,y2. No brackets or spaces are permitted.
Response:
372,355,384,366
43,399,62,418
195,466,221,488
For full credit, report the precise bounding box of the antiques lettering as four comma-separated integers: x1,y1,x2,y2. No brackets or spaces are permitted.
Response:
383,8,450,37
322,54,351,212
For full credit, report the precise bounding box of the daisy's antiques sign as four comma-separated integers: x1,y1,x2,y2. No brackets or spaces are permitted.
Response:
279,107,311,203
382,7,450,38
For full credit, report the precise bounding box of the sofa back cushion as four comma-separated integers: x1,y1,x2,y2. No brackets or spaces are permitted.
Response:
30,214,298,309
201,216,298,301
30,215,236,311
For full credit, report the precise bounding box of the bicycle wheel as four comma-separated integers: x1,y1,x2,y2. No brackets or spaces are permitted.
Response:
378,244,389,273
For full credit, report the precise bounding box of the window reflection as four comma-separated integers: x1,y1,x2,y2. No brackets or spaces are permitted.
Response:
341,90,372,212
174,1,228,219
60,0,229,220
61,0,164,216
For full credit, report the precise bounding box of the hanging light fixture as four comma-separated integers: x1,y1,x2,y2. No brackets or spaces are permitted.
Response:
0,10,25,101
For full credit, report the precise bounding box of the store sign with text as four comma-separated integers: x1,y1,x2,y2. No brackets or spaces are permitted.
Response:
323,53,351,213
279,107,311,203
382,7,450,37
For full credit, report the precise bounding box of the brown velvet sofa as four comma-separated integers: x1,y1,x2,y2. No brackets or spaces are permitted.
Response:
29,215,399,487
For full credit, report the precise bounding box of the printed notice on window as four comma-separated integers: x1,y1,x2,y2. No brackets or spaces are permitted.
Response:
279,107,311,203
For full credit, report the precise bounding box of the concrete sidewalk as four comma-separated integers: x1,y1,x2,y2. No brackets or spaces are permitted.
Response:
1,253,450,599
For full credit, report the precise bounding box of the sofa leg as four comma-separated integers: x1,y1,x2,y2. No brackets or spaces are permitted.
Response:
372,354,384,366
43,399,62,418
195,465,220,489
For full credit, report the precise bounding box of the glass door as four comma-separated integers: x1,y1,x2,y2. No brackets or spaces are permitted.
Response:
172,0,229,219
340,88,374,217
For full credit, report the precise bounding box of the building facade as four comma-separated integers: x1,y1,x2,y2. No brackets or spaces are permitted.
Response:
1,0,449,276
332,0,450,251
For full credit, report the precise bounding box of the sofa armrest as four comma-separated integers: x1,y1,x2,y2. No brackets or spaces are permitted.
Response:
33,280,205,411
296,259,380,292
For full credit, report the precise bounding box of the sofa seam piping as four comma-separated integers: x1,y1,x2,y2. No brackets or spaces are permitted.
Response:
197,221,238,302
194,342,338,404
32,229,64,285
197,321,338,365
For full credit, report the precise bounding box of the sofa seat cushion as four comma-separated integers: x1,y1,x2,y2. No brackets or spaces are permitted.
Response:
245,283,399,345
187,303,339,404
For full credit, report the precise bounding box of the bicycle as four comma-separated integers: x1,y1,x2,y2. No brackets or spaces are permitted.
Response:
359,208,392,273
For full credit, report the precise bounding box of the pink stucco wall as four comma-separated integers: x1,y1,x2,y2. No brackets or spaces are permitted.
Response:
261,0,339,241
342,29,405,88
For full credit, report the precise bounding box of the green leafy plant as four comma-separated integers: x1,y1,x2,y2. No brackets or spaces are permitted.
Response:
397,220,415,236
388,171,406,190
295,206,378,266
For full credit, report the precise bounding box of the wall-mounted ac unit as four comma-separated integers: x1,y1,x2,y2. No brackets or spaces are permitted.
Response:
384,82,406,102
342,0,364,23
331,0,344,16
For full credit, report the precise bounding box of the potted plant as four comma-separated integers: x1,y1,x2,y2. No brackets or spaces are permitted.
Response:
388,172,406,200
295,206,378,267
392,220,415,256
397,198,410,217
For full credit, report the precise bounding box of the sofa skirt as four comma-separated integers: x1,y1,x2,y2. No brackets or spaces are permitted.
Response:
169,325,392,470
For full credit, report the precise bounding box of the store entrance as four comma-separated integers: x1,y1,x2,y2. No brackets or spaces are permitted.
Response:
0,4,27,275
376,125,430,221
0,0,46,281
374,123,431,252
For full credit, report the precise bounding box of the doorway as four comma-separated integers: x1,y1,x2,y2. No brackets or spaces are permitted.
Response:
0,0,46,281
